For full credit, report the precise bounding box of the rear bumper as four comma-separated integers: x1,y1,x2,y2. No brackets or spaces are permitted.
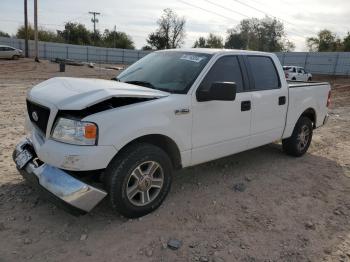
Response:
13,138,107,214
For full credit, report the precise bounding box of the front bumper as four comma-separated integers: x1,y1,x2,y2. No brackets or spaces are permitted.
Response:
13,138,107,214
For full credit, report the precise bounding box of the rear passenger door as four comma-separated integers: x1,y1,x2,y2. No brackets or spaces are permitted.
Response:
245,55,288,148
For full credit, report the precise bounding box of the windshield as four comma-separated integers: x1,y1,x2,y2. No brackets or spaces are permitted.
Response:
116,51,212,94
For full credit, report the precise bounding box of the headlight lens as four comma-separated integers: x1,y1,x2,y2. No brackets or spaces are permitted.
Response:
51,118,98,145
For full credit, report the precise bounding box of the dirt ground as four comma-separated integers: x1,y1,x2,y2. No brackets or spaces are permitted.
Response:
0,58,350,262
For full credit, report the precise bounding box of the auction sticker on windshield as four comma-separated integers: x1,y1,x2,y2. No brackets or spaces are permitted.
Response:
180,54,206,63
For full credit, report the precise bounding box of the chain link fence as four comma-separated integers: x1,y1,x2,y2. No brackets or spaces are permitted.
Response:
1,37,350,76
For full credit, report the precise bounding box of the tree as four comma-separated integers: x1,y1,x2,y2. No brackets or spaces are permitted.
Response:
343,33,350,52
57,22,92,45
146,8,186,50
193,33,224,48
306,29,343,52
102,29,135,49
224,17,295,52
0,31,10,37
16,25,62,42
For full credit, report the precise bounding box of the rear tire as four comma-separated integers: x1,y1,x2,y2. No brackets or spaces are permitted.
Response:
105,143,173,218
308,77,312,81
282,116,313,157
12,55,19,60
292,77,296,81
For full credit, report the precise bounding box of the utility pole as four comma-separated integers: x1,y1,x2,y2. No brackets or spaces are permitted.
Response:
34,0,39,62
113,25,116,48
89,11,100,45
24,0,29,57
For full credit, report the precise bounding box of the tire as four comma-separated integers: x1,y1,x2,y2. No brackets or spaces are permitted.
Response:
105,143,173,218
12,55,19,60
292,77,296,81
308,77,312,81
282,116,313,157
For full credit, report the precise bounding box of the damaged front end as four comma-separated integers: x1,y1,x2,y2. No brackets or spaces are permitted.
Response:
13,138,107,215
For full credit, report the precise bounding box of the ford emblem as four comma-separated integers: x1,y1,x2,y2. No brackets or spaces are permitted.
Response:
32,111,39,122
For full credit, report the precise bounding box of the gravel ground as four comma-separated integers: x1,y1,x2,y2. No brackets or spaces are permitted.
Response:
0,59,349,262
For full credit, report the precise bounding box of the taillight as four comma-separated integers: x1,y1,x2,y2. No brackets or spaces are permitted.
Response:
326,90,331,107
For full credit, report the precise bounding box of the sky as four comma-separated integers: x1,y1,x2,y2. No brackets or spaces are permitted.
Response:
1,0,350,51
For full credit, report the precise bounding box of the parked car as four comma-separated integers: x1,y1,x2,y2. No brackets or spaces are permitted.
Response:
13,49,331,218
0,45,23,59
283,66,312,81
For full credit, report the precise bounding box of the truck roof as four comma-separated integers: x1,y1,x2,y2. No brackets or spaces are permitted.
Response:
159,48,273,56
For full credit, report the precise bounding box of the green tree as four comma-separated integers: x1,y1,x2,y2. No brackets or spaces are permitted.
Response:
343,33,350,52
57,22,92,45
193,33,224,48
146,8,186,50
16,25,63,42
0,30,10,37
306,29,343,52
225,17,294,52
101,29,135,49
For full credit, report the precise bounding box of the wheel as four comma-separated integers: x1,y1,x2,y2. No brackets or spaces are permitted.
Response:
292,77,296,81
308,77,312,81
282,117,313,157
12,55,19,60
105,143,173,218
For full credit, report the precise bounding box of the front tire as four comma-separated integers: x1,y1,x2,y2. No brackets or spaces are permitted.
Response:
105,143,173,218
282,117,313,157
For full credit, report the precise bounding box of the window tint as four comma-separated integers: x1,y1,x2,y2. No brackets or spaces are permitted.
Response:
0,47,4,51
199,56,244,93
297,68,303,73
247,56,280,90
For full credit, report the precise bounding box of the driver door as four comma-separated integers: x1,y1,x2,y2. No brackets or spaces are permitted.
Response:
191,55,252,165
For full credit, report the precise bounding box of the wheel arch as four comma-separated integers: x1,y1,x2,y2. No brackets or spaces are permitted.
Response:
300,107,317,128
113,134,182,170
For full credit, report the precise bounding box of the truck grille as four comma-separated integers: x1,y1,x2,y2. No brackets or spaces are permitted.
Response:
27,100,50,134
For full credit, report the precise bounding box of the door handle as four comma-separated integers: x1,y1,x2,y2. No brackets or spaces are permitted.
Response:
241,101,251,111
279,96,286,105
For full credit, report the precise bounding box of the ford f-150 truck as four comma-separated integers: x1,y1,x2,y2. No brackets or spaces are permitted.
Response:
13,49,331,218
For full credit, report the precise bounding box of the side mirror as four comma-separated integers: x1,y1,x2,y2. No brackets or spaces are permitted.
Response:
197,82,237,102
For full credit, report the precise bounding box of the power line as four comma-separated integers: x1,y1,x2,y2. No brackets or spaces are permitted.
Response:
202,0,248,19
227,0,316,35
177,0,239,23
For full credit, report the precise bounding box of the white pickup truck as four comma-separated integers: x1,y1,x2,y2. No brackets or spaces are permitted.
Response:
283,66,313,81
13,49,331,218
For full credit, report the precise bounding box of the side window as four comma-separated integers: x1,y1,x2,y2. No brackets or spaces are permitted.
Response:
0,47,4,51
292,67,296,73
199,56,244,93
298,68,302,73
247,56,280,90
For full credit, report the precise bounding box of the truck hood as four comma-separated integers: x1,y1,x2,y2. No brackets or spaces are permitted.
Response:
28,77,170,110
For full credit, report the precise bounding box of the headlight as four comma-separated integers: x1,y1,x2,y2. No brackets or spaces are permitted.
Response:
51,118,98,145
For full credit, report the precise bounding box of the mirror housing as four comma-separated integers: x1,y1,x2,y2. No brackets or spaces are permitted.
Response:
197,82,237,102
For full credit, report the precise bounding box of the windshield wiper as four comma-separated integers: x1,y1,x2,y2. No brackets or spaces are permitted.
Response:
124,80,156,89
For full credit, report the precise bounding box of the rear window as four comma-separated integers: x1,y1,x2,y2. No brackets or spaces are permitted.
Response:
248,56,280,90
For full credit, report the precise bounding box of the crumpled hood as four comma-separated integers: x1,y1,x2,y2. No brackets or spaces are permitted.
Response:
28,77,169,110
